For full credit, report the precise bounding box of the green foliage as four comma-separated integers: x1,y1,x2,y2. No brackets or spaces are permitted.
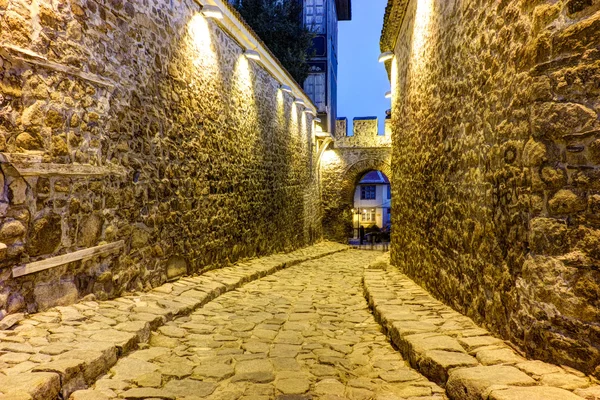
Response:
231,0,315,85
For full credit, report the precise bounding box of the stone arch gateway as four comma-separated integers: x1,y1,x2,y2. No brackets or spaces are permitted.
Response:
320,117,392,241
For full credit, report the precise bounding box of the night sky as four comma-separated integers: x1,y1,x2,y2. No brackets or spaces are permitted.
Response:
338,0,390,135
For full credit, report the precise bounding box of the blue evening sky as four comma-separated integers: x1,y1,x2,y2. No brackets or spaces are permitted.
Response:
338,0,390,135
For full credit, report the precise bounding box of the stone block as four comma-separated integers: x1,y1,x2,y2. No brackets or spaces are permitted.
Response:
400,333,466,367
419,350,479,384
458,336,504,353
0,372,60,400
475,348,525,365
34,281,79,311
447,366,536,400
489,386,586,400
539,372,591,390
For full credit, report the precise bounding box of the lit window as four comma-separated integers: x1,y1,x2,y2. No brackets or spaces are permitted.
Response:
361,185,376,200
362,209,376,222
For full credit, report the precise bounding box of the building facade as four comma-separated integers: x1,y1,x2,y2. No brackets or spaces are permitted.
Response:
302,0,351,134
352,170,391,231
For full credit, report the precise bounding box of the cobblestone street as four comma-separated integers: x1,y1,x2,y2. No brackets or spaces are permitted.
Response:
0,245,599,399
79,250,444,400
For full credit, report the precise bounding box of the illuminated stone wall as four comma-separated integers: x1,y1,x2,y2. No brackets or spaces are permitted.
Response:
320,118,391,241
0,0,321,313
384,0,600,376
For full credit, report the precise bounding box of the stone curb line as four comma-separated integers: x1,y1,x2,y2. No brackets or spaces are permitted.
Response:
0,242,348,400
362,254,600,400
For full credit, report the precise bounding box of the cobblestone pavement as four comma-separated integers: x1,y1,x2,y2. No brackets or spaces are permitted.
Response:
76,250,445,400
0,242,348,400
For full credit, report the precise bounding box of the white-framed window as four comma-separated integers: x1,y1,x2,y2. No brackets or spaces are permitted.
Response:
304,73,326,112
362,209,376,222
361,185,376,200
305,0,325,33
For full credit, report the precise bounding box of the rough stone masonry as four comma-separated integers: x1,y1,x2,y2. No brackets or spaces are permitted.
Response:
0,0,321,316
382,0,600,377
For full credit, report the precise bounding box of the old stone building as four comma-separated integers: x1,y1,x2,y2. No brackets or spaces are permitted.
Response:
320,116,392,241
382,0,600,377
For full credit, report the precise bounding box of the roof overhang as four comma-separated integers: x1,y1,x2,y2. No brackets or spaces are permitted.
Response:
335,0,351,21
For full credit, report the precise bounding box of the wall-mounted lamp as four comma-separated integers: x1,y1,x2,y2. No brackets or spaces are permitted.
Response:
314,118,321,123
202,5,224,19
245,49,261,61
280,84,293,94
294,98,305,107
378,52,394,63
304,109,316,116
385,91,392,99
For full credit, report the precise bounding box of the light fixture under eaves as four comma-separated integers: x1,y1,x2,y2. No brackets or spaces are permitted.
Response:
202,5,224,19
385,91,392,99
304,109,316,116
314,118,321,123
280,84,293,93
294,98,305,107
378,52,394,63
245,49,261,61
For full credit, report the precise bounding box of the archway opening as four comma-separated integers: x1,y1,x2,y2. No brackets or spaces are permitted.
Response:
349,170,391,246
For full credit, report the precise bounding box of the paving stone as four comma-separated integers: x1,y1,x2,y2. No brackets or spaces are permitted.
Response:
458,336,505,353
447,366,536,400
70,389,111,400
110,358,159,381
401,333,466,366
488,386,585,400
418,350,479,383
32,359,84,381
58,348,118,383
475,348,525,365
0,352,30,363
379,369,423,382
538,372,591,390
314,378,346,395
192,363,234,380
158,361,194,379
163,378,218,397
134,371,163,387
119,387,175,399
515,360,563,376
89,331,138,355
575,386,600,399
0,372,60,400
276,378,311,394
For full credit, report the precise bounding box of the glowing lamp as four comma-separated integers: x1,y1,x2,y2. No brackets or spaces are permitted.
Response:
280,84,293,93
314,118,321,123
202,5,223,19
294,98,305,107
378,52,394,63
304,109,316,116
245,49,261,61
385,91,392,99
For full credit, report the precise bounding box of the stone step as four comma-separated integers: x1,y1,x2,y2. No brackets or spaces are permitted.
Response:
363,254,598,400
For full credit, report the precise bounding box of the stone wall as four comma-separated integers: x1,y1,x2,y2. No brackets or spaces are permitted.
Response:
320,117,391,241
383,0,600,376
334,117,392,147
0,0,321,315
